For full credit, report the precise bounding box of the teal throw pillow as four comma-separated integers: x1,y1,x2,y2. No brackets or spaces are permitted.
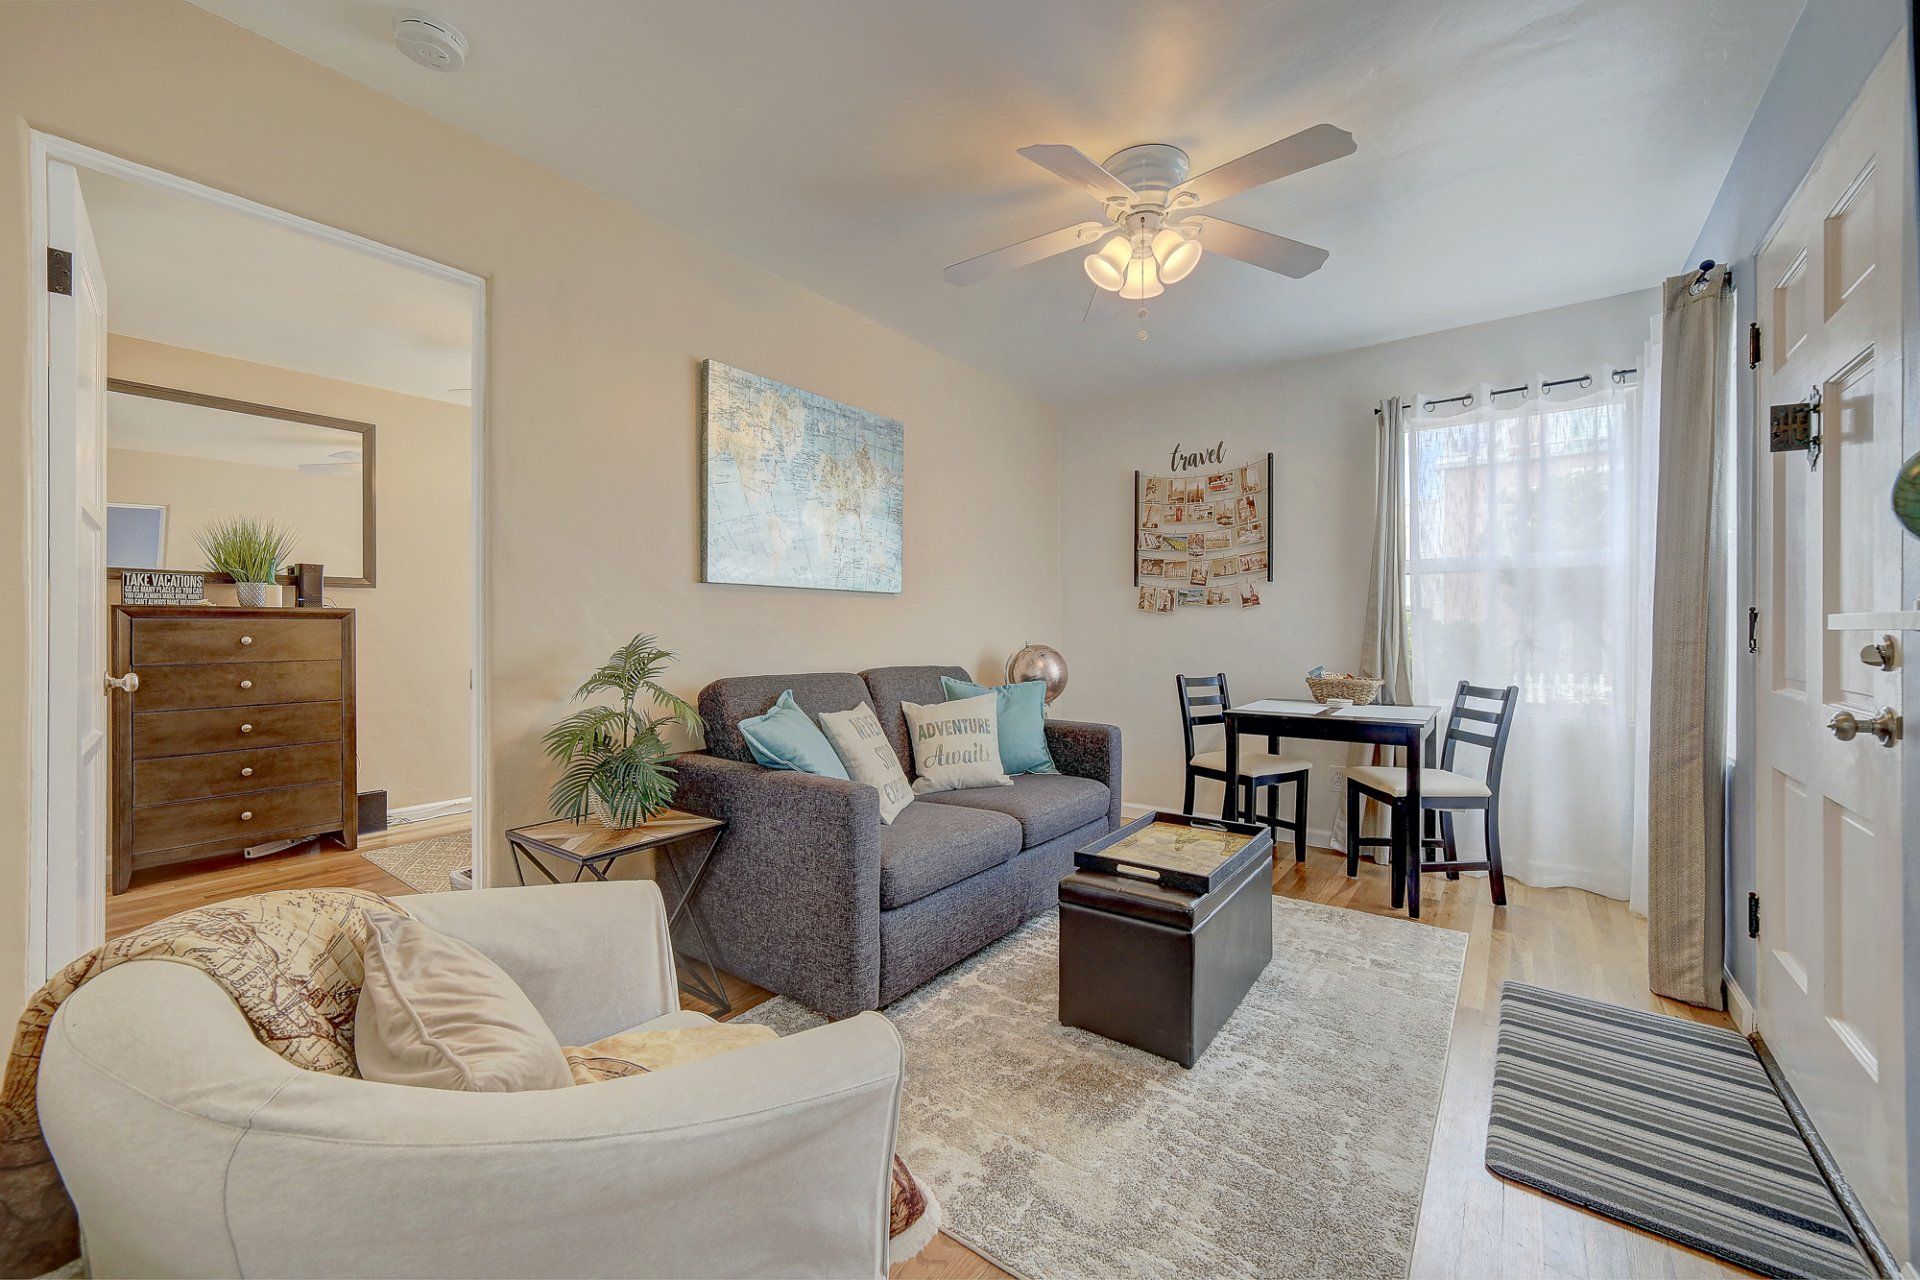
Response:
738,690,849,780
941,676,1057,775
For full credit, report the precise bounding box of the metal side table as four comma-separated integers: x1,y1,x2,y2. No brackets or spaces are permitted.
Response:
505,811,733,1014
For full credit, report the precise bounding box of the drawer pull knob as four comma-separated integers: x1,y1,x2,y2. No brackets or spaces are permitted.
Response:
240,635,253,646
239,679,254,690
240,723,253,734
240,767,254,777
240,811,253,822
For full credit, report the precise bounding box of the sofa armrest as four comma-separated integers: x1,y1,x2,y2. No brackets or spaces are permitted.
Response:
671,753,885,1017
403,881,677,1044
1046,719,1123,828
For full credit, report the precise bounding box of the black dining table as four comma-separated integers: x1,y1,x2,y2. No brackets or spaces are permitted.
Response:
1221,698,1442,915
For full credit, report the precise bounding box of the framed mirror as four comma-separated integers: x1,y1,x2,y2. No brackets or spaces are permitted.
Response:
105,379,375,587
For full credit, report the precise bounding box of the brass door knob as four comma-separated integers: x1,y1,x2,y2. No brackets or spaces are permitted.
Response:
1827,707,1903,747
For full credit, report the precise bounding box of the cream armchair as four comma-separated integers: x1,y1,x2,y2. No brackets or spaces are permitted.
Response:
38,882,905,1279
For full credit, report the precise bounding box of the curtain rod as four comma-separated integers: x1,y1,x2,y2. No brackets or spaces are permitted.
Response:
1372,367,1640,415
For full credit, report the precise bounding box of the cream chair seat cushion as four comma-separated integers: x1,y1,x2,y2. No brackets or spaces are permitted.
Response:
1346,765,1491,799
1189,748,1311,778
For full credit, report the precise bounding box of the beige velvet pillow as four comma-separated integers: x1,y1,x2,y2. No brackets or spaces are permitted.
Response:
353,912,573,1092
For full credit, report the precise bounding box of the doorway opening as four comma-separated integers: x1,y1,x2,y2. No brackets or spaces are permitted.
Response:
28,134,489,986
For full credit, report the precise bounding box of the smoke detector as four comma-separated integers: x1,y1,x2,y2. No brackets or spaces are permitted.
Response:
392,10,468,72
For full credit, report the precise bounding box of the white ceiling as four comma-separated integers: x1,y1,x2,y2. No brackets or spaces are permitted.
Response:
78,167,474,403
190,0,1800,404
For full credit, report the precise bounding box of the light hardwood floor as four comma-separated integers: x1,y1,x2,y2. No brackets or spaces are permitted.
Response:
105,814,464,938
107,833,1747,1279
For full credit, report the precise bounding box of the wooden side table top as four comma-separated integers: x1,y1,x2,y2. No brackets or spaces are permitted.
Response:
505,810,723,863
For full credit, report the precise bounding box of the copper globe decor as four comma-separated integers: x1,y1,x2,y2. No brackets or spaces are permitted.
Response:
1006,643,1068,705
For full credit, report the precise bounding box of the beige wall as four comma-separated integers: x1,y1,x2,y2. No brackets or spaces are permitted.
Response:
0,3,1065,1008
107,451,362,574
1051,289,1659,835
106,336,473,815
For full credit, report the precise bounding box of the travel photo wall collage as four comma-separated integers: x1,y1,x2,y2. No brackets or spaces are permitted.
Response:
1134,451,1274,613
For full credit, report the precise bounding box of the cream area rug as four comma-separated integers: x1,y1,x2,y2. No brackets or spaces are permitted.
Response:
359,832,470,894
743,896,1467,1280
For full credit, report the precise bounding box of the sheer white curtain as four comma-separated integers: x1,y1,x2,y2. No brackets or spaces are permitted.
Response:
1405,369,1656,899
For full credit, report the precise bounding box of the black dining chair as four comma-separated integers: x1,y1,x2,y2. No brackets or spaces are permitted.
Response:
1343,681,1518,915
1176,673,1311,861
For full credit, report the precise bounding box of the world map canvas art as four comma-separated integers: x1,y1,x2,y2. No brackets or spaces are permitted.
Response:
700,361,904,593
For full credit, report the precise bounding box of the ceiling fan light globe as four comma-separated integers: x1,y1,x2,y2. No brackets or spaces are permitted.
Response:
1084,235,1131,291
1151,228,1203,284
1118,256,1164,300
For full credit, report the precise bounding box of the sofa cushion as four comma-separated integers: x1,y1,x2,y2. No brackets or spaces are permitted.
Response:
861,665,970,771
878,800,1021,909
698,673,875,764
919,773,1112,848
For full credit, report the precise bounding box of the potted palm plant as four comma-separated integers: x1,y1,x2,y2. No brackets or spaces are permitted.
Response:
195,516,299,607
543,633,703,829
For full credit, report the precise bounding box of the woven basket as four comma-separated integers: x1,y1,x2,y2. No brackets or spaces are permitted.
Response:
1305,675,1383,705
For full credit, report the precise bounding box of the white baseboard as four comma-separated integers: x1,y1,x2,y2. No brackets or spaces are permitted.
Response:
389,796,473,825
1724,969,1756,1034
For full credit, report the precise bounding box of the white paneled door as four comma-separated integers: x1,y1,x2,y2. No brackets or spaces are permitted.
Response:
43,159,109,981
1752,43,1908,1258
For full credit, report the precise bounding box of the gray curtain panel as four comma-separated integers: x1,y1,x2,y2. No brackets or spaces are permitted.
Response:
1346,397,1415,850
1647,266,1730,1010
1362,397,1414,706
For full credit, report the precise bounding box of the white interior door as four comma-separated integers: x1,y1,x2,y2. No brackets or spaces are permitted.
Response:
1752,42,1908,1257
43,159,110,980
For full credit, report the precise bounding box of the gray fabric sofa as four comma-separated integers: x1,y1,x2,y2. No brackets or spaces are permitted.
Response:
671,665,1122,1017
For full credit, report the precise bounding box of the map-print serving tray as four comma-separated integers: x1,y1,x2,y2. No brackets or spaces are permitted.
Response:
1073,810,1269,894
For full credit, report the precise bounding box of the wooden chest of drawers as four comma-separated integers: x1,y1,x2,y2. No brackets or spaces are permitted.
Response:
110,606,357,893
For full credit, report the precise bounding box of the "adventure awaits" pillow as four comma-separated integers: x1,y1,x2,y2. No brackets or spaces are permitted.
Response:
900,692,1012,794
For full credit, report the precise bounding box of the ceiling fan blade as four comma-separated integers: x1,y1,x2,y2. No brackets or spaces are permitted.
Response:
1170,124,1355,208
944,221,1106,285
1084,286,1127,323
1018,145,1135,203
1192,217,1330,278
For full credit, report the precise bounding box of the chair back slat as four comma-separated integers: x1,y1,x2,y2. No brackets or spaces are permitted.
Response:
1176,673,1231,758
1438,679,1520,792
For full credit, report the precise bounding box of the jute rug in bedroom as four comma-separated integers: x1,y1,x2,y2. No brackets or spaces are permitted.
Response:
359,831,471,894
743,895,1468,1280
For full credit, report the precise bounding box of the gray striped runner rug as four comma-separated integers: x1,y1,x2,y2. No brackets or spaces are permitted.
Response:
1486,982,1871,1279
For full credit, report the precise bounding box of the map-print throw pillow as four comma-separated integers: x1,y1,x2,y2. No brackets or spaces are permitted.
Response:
819,704,913,823
901,693,1012,794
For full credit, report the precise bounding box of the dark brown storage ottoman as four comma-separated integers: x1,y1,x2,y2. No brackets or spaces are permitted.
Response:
1058,811,1274,1067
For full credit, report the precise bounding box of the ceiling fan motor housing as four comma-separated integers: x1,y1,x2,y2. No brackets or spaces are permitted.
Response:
1101,144,1191,205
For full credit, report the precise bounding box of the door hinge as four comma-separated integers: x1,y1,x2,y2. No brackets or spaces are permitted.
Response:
1747,321,1762,369
1748,891,1761,939
1747,606,1759,654
46,248,72,296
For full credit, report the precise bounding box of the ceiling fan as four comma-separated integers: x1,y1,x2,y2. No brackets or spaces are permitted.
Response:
944,123,1355,319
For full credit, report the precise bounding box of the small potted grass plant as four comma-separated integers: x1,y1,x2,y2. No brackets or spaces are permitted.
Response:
195,517,299,607
544,633,703,829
